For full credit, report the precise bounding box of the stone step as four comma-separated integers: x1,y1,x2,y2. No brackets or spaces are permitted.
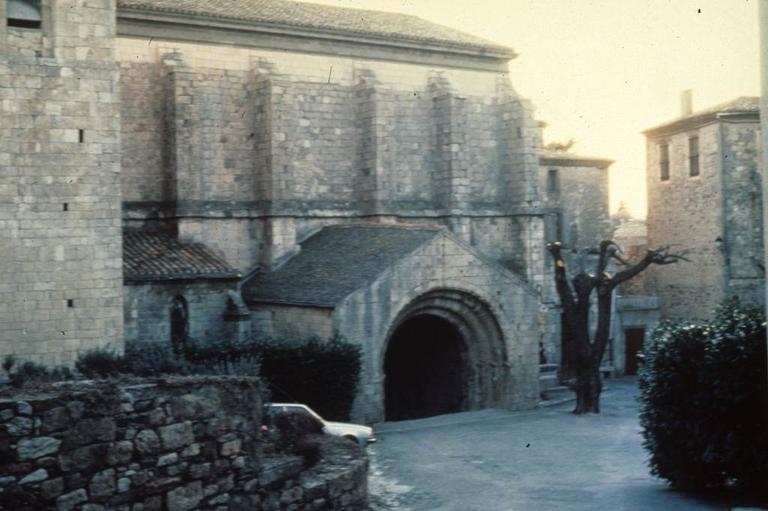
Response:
539,363,558,374
540,385,575,402
538,373,560,392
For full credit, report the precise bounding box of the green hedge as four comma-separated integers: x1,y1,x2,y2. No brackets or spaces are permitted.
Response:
71,335,361,422
257,337,361,422
638,300,768,492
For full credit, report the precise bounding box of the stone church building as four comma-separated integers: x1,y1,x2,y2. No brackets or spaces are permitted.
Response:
1,0,558,422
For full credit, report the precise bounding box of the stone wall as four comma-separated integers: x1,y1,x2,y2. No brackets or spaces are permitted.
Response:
0,0,124,365
721,120,765,306
335,232,540,423
123,281,239,345
0,377,368,510
116,36,543,280
645,124,726,320
250,306,334,341
539,163,612,249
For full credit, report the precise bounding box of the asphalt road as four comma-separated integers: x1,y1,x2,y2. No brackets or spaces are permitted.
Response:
367,378,763,511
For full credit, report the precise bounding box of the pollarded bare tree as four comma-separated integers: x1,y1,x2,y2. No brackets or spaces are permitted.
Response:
547,240,687,414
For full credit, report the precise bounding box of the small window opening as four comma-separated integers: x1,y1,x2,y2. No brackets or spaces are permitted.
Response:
659,143,670,181
7,0,42,29
170,296,189,355
78,129,85,143
62,203,68,211
67,299,74,308
547,168,560,196
688,136,700,177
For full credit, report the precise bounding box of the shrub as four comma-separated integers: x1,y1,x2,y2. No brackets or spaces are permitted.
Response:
3,355,73,387
639,299,768,492
257,336,361,421
75,348,125,378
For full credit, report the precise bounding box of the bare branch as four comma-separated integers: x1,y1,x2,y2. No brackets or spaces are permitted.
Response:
611,246,688,287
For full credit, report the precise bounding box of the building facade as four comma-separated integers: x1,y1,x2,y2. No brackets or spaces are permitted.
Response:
2,0,549,422
644,94,764,320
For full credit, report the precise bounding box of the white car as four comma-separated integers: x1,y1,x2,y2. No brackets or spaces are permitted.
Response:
265,403,376,447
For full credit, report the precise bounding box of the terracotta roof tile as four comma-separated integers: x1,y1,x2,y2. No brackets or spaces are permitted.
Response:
124,231,239,281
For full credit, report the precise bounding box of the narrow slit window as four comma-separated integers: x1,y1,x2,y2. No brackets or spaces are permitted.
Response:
688,136,700,177
62,203,68,211
78,129,85,143
659,143,670,181
547,169,560,196
7,0,42,29
67,299,74,308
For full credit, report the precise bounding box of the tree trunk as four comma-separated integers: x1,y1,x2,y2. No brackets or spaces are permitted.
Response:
573,363,602,414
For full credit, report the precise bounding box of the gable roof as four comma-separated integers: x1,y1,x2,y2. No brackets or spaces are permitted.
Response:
242,223,443,307
116,0,514,57
124,231,240,282
643,96,760,137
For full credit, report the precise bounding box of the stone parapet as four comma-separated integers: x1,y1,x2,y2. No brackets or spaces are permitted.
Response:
0,376,368,510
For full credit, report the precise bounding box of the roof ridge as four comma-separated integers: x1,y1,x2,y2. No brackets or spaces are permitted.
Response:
116,0,514,56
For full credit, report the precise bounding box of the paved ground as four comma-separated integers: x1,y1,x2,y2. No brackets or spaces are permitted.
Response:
367,378,765,511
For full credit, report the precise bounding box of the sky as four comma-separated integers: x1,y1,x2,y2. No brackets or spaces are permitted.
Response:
308,0,761,218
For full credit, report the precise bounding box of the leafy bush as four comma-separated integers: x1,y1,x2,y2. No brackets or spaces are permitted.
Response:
3,355,73,387
639,299,768,492
257,336,361,421
75,348,125,378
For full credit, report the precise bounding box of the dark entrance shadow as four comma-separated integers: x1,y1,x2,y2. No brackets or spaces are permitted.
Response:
384,314,466,421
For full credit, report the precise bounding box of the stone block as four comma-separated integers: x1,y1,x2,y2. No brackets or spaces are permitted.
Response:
166,481,202,511
18,436,61,460
57,489,88,511
158,422,194,450
89,468,116,500
134,429,160,455
19,468,48,485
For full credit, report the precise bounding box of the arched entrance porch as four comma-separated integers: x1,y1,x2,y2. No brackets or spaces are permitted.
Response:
382,289,509,421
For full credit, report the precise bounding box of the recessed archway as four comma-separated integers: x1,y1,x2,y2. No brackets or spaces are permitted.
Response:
382,289,509,421
384,314,466,420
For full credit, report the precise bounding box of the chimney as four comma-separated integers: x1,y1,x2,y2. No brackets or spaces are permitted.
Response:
537,120,547,146
680,89,693,117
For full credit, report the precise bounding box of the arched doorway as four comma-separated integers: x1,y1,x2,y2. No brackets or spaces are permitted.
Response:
382,289,508,421
384,314,467,420
170,295,188,354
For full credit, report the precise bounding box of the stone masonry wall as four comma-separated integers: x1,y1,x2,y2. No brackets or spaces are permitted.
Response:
116,37,543,281
0,0,124,366
334,232,540,423
250,306,334,341
123,281,239,345
0,377,368,510
721,120,765,306
645,124,725,320
539,163,612,249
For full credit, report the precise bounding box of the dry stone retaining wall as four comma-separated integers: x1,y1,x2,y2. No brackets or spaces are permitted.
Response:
0,377,367,510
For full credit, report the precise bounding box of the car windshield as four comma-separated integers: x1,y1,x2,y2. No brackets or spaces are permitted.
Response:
272,404,324,422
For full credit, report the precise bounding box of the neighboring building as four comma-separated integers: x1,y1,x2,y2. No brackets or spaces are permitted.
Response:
539,148,613,249
644,93,764,320
536,140,614,369
2,0,544,422
536,137,660,377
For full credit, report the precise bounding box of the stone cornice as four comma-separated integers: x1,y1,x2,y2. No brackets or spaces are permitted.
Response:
116,10,514,72
122,201,546,219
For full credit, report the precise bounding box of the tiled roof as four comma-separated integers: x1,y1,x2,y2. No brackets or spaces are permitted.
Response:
539,149,614,168
242,223,443,307
124,231,239,281
116,0,513,55
643,96,760,136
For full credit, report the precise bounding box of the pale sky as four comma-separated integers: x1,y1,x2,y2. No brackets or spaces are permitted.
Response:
309,0,761,218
